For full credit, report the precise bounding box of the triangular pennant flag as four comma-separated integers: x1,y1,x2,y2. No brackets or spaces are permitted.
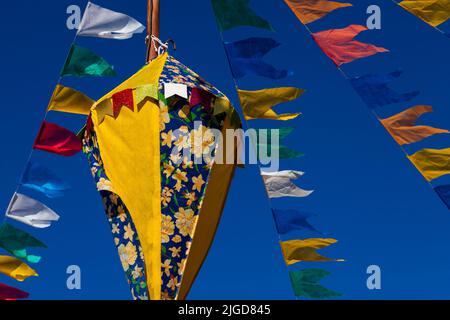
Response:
435,185,450,210
225,38,290,79
190,88,215,109
48,85,95,115
21,162,70,198
33,121,82,156
272,209,322,235
261,170,314,198
0,223,46,264
0,283,29,300
399,0,450,27
238,87,304,121
0,256,38,281
380,105,448,145
6,193,60,229
77,2,145,39
164,83,188,99
289,269,342,299
211,0,274,31
61,45,116,77
134,85,158,110
408,148,450,182
255,127,303,159
350,70,420,109
112,89,134,117
284,0,352,24
312,25,389,66
280,238,343,265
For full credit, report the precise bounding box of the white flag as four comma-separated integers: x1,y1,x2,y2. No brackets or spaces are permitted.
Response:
6,193,60,228
77,2,145,40
164,83,188,99
261,170,314,198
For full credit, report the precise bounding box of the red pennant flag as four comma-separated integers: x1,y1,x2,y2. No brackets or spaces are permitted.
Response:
0,283,29,300
189,88,215,109
112,89,134,118
312,25,388,66
33,121,82,156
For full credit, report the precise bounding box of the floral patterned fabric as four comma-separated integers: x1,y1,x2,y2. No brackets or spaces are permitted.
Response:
160,56,225,98
82,121,149,300
159,92,219,300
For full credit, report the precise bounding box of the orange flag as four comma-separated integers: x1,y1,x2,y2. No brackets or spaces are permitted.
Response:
380,105,449,145
284,0,352,24
280,238,344,265
312,25,389,66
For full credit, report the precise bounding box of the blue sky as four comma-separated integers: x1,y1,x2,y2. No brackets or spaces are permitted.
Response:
1,0,450,300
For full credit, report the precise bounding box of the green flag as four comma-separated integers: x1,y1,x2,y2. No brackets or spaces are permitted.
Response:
211,0,274,31
61,45,116,77
255,127,303,159
289,269,342,299
0,223,47,264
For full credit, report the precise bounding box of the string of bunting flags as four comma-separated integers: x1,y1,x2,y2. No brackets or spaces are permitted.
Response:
211,0,345,299
0,2,145,300
282,0,450,211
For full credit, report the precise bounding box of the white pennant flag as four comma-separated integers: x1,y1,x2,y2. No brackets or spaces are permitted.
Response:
6,193,60,228
261,170,314,198
164,83,189,99
77,2,145,40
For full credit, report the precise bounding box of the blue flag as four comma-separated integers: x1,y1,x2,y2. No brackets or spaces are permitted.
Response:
21,162,70,198
349,70,419,109
225,37,291,79
435,185,450,210
271,209,321,235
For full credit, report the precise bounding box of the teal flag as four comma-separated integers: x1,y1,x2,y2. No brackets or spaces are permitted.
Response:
0,223,47,264
289,269,342,299
211,0,273,31
255,127,302,159
61,45,116,77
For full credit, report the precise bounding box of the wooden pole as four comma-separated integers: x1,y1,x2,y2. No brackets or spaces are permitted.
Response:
146,0,160,63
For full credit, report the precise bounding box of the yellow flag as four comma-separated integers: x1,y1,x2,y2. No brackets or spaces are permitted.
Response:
284,0,352,24
48,85,95,115
399,0,450,27
280,238,344,265
408,148,450,181
238,87,304,121
0,256,38,281
380,105,449,145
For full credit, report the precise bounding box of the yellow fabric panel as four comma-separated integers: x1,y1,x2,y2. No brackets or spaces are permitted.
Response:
380,105,449,145
238,87,303,121
408,147,450,182
399,0,450,27
178,113,239,299
48,84,95,115
0,256,38,281
91,56,166,300
93,53,167,109
280,238,344,265
284,0,352,25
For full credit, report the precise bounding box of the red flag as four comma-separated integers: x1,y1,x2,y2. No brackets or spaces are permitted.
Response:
312,25,388,66
112,89,134,118
189,88,215,109
33,121,82,156
0,283,29,300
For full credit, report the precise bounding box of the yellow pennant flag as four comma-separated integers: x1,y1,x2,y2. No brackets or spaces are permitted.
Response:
380,105,449,145
280,238,344,265
408,148,450,181
399,0,450,27
48,84,95,115
238,87,304,121
0,256,38,281
284,0,352,24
